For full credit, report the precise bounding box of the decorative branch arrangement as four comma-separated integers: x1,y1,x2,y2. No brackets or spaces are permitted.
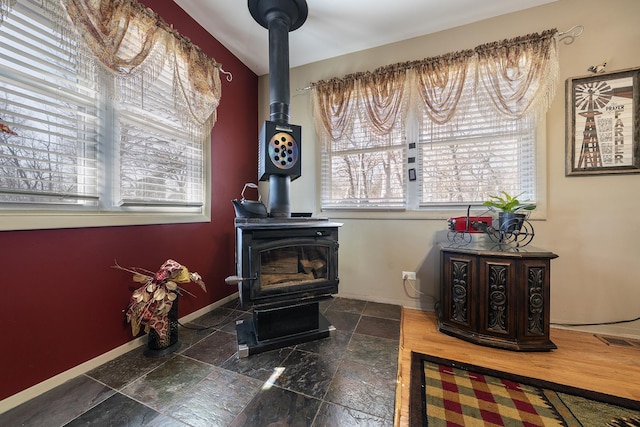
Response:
113,259,206,341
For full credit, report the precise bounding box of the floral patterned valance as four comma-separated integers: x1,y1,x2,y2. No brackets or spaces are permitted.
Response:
1,0,225,138
312,29,559,141
62,0,223,133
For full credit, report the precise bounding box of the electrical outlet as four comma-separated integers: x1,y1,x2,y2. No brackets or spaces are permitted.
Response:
402,271,416,280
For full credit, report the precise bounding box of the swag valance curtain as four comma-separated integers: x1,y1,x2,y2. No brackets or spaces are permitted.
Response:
1,0,223,138
311,29,559,142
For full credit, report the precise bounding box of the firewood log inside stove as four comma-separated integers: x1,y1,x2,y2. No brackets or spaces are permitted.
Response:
260,247,328,288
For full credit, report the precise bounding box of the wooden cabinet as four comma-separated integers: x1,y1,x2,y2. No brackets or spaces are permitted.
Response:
438,242,558,351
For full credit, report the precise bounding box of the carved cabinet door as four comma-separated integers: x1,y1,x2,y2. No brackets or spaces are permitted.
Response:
519,259,552,342
477,257,517,340
440,252,476,331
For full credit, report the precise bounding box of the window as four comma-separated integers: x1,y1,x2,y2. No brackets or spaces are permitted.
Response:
417,62,537,207
321,112,406,209
0,0,99,207
319,84,538,212
313,31,557,214
0,0,220,230
419,117,536,207
114,63,205,209
320,86,537,212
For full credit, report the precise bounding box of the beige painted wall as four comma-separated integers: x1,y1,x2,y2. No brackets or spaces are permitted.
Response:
257,0,640,337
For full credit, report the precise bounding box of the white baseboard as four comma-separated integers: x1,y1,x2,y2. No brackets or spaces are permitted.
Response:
0,293,239,415
334,291,437,312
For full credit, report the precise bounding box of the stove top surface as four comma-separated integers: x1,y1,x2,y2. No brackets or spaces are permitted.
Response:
234,216,342,229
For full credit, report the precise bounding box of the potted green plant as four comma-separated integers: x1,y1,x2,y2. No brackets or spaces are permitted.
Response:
483,191,536,233
114,259,206,356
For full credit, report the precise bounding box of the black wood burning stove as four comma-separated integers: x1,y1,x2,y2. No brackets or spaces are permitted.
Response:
228,0,342,357
233,218,341,357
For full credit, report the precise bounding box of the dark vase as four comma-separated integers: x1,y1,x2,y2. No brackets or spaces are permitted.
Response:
144,295,181,357
498,212,526,233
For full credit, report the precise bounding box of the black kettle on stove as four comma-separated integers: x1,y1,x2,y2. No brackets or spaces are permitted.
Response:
232,183,268,218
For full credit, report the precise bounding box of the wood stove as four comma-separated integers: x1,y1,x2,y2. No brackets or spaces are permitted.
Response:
233,217,341,357
229,0,342,357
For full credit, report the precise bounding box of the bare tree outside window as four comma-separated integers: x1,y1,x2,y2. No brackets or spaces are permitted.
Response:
323,112,405,208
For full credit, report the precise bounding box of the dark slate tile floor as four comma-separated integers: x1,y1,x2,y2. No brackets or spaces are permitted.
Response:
1,298,401,426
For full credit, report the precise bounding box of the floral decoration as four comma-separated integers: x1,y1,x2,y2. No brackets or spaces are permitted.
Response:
114,259,206,341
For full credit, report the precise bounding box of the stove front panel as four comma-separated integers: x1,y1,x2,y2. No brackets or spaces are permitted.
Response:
236,222,340,307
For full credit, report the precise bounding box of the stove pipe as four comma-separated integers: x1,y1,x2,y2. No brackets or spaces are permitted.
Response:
249,0,307,217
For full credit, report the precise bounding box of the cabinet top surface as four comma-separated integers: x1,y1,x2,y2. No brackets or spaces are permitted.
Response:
439,241,558,258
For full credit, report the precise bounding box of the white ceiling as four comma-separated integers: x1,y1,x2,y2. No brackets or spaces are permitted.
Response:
173,0,557,76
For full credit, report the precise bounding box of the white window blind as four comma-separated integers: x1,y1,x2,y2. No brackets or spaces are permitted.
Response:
320,86,536,211
0,0,99,206
321,111,406,209
418,67,537,206
116,56,204,208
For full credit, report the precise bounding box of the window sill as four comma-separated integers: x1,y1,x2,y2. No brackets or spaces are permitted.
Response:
321,207,547,222
0,210,211,231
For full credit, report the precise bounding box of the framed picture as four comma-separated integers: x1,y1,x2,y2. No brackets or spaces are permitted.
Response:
565,67,640,176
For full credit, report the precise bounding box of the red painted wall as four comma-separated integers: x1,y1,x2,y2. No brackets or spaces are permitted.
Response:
0,1,258,401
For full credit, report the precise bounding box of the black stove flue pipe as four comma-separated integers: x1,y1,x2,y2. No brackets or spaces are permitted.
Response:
249,0,307,123
249,0,308,217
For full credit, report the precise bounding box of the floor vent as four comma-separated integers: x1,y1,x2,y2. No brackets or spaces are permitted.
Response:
595,334,640,348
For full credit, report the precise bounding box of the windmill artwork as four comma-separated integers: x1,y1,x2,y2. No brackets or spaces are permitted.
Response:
566,67,640,176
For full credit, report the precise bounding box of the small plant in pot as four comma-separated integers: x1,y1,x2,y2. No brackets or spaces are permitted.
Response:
482,191,536,233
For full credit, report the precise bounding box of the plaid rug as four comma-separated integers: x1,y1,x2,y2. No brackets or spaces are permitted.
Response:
410,352,640,427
